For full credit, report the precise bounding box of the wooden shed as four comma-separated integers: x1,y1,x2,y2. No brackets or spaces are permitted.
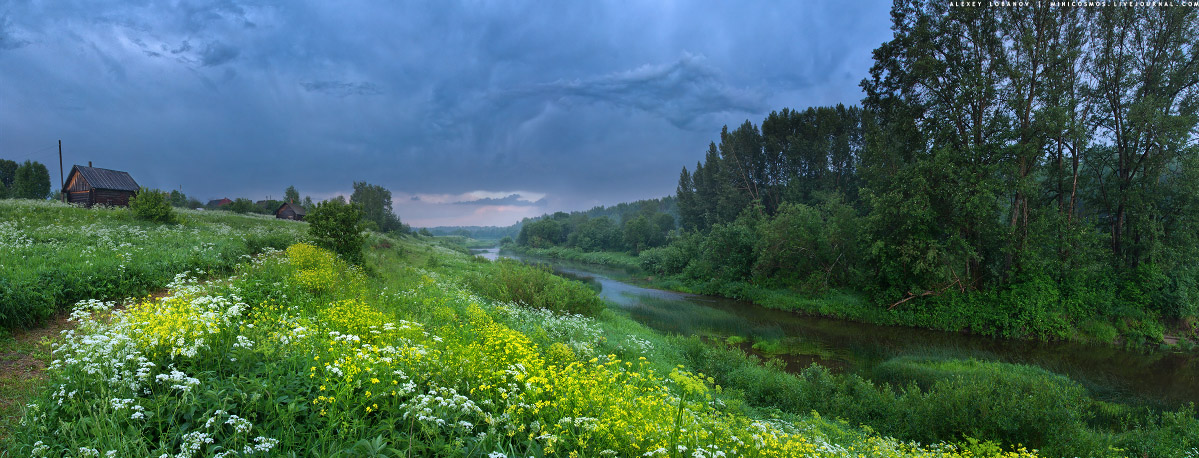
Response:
62,164,140,207
275,202,307,221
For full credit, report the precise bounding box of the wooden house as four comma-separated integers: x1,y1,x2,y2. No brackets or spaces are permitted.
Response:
62,164,140,207
207,198,232,208
275,202,307,221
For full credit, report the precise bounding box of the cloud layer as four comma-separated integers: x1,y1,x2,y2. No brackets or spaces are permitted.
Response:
0,1,893,226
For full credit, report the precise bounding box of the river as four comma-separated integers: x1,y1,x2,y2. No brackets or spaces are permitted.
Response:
474,247,1199,406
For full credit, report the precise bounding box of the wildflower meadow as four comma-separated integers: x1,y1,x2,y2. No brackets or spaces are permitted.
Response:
0,199,303,329
10,240,1044,458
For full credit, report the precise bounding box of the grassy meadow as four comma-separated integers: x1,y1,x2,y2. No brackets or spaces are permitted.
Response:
0,199,304,329
2,203,1197,457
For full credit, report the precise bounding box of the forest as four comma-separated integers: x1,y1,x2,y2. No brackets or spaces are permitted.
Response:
517,4,1199,344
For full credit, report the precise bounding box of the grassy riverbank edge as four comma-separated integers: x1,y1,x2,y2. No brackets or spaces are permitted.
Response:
500,244,1198,353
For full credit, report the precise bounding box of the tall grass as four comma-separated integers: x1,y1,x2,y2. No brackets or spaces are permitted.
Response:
0,199,304,329
508,245,642,271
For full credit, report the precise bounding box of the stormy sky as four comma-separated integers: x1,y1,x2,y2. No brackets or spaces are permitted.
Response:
0,1,893,227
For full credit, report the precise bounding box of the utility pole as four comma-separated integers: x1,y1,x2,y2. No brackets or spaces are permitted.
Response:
58,140,64,200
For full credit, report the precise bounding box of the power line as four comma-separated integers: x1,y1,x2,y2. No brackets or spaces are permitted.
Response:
4,145,58,163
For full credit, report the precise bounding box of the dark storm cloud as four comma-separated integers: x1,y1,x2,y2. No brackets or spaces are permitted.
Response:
0,16,30,51
0,0,895,226
513,53,766,130
199,41,239,66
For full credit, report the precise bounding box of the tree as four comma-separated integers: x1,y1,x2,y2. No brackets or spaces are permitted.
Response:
12,160,51,199
1086,6,1199,269
0,159,16,191
285,186,300,204
226,198,256,214
307,199,366,264
517,219,563,248
168,190,189,207
350,181,405,233
303,196,314,208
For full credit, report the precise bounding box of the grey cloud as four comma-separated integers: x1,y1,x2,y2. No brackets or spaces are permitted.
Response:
0,16,29,50
453,194,544,207
302,81,383,97
200,42,238,66
512,54,767,130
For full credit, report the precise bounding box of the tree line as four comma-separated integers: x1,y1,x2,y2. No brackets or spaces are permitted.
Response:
515,198,677,254
0,159,52,200
647,3,1199,340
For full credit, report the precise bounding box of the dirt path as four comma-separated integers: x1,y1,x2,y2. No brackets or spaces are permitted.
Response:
0,289,173,445
0,311,73,444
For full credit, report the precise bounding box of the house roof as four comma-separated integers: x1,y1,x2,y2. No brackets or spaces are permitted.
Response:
67,165,140,192
207,198,232,206
277,202,307,216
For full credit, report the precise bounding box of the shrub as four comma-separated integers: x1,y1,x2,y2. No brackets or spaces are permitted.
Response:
307,199,366,265
466,259,604,316
129,187,176,223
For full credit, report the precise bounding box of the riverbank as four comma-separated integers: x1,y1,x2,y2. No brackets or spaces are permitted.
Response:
503,244,1198,353
487,244,1199,456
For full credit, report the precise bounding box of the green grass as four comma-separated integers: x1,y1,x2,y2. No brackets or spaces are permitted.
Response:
6,236,1052,458
4,209,1197,457
0,199,305,329
494,247,1199,458
507,245,642,271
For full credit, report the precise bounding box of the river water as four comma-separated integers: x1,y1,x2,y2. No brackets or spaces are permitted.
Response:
474,248,1199,406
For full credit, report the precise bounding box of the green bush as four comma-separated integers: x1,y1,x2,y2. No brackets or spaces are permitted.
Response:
466,259,604,316
307,199,366,265
128,187,176,223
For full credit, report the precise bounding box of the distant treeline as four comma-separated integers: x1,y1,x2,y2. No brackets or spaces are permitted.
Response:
427,225,522,240
515,197,678,254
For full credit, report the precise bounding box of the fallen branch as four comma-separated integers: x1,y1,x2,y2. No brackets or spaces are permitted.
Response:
888,290,935,310
887,277,966,310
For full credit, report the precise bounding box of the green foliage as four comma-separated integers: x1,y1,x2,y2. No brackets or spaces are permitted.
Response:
517,218,562,248
0,158,17,191
307,198,366,265
284,185,300,204
682,341,1197,458
0,199,302,329
166,189,190,207
512,245,641,271
129,188,176,224
515,200,677,254
226,197,256,214
621,2,1199,347
11,160,51,199
351,181,406,233
465,259,604,316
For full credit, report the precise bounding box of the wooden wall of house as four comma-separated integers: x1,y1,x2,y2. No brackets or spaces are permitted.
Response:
67,191,90,205
94,190,133,207
65,173,89,192
276,207,299,220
